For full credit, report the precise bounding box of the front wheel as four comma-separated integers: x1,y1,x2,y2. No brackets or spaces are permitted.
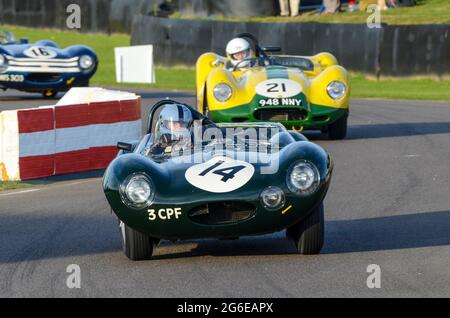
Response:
286,202,324,255
120,221,158,260
327,114,348,140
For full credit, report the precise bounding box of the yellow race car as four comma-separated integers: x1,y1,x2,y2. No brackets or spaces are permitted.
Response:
196,34,350,139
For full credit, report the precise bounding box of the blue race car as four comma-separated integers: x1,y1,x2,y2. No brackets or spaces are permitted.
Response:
0,31,98,98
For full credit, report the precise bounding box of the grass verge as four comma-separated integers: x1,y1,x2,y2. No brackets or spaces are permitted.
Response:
350,73,450,101
0,181,33,191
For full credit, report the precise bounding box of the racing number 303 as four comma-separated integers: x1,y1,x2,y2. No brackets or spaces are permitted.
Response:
199,160,245,182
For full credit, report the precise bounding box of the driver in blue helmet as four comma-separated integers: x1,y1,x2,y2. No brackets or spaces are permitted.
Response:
149,104,193,157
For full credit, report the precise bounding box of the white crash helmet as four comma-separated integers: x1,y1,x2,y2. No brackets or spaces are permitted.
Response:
226,38,253,67
156,104,193,142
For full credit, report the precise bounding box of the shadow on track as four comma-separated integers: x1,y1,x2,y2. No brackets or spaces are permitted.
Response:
0,213,120,264
137,91,195,100
303,122,450,141
0,93,60,102
25,169,105,186
1,210,449,263
152,210,450,259
347,122,450,140
0,89,194,102
323,210,450,254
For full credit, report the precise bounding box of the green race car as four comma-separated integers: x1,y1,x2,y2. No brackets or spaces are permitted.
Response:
103,99,333,260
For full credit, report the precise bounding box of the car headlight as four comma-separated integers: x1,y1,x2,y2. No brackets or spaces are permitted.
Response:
120,173,155,209
287,161,320,195
0,54,6,66
260,186,285,211
213,83,232,102
79,55,94,70
327,81,346,100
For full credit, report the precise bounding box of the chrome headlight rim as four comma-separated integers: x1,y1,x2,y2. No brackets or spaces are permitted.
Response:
286,160,320,195
0,54,7,69
327,80,346,100
213,83,232,102
260,186,285,211
79,54,94,70
119,173,155,209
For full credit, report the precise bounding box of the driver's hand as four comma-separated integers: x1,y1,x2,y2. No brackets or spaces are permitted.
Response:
212,59,223,67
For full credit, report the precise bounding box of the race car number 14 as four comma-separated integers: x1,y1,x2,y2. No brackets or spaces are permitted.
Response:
185,156,255,193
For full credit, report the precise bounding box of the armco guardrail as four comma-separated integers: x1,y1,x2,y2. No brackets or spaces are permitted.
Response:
131,15,450,78
0,0,111,33
179,0,277,18
0,88,141,181
0,0,149,33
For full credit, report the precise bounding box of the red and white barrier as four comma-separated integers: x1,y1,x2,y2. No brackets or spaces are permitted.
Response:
0,88,141,181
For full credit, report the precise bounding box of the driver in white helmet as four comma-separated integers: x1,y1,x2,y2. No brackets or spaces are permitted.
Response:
225,38,255,70
149,103,193,157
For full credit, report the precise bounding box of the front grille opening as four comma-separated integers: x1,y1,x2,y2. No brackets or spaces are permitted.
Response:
26,73,62,83
188,202,256,225
312,115,329,122
254,108,307,121
231,117,249,122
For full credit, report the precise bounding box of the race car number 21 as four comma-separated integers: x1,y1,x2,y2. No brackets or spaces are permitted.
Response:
255,79,302,98
185,156,255,193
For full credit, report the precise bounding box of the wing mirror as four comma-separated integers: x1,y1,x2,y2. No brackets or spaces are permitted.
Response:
262,46,282,53
117,142,133,152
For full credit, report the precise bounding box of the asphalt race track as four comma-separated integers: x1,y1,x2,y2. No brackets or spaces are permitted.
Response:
1,89,450,297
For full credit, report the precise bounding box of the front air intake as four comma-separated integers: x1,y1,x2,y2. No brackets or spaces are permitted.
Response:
188,202,256,225
26,73,62,83
254,108,307,121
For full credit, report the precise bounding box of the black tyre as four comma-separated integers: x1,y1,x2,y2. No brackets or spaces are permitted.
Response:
75,79,90,87
327,114,347,140
286,202,324,255
120,221,157,260
42,89,58,98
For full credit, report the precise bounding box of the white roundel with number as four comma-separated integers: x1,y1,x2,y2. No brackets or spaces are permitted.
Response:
255,79,302,98
23,46,57,59
185,156,255,193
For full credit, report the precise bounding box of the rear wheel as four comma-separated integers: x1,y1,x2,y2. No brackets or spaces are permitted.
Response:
120,221,158,260
286,202,324,255
327,114,347,140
